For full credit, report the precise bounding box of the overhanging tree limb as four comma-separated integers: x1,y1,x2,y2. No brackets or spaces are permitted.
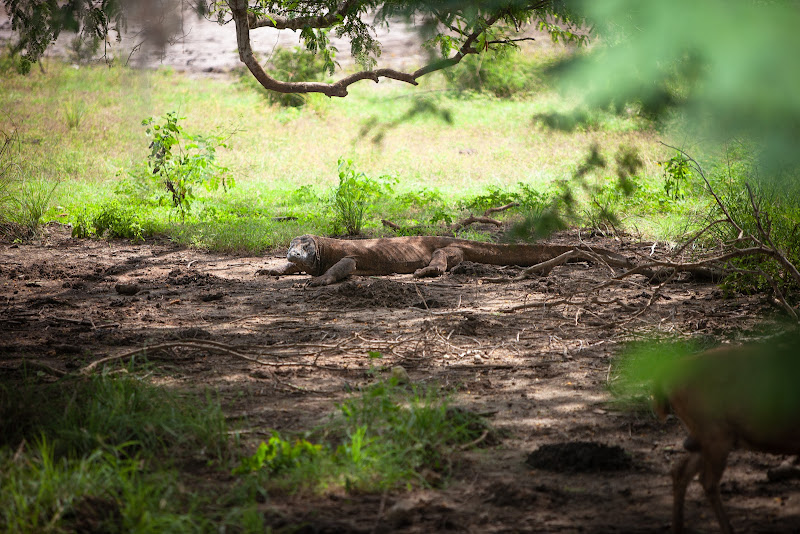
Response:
228,0,516,97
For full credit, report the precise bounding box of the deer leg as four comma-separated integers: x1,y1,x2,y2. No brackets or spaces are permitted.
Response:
698,448,733,534
414,247,464,278
672,453,702,534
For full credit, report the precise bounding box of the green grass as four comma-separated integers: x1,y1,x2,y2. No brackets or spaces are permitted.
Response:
234,378,493,494
0,52,701,252
0,369,242,532
0,369,492,530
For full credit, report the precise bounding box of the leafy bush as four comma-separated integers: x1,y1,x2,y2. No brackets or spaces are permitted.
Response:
660,151,692,200
330,158,395,235
141,112,233,219
88,201,154,240
443,48,555,98
708,151,800,295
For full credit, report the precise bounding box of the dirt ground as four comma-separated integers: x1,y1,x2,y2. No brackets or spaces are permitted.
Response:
2,224,800,533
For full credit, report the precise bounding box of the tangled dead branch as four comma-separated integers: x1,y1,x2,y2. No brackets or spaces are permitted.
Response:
503,145,799,325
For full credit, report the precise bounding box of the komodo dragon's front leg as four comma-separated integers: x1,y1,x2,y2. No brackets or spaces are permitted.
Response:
413,246,464,278
308,257,357,286
258,262,303,276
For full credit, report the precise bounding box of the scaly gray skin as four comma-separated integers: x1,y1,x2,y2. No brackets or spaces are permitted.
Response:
262,234,633,287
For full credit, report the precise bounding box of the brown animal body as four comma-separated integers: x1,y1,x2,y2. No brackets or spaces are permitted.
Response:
655,343,800,533
263,234,632,286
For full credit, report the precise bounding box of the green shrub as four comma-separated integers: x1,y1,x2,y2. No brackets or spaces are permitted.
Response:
79,201,152,240
443,48,554,98
709,155,800,295
331,158,395,235
140,111,234,220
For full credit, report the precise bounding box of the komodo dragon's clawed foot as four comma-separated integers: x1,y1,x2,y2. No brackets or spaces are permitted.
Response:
413,266,444,278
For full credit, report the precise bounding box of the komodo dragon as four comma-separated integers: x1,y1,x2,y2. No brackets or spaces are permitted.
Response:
262,234,632,286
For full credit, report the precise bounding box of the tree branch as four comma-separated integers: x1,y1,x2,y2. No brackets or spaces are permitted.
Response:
228,0,515,97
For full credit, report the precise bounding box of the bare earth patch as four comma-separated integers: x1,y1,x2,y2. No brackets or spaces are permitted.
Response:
2,225,799,533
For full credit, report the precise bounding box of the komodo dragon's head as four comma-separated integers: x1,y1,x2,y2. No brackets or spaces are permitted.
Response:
286,235,320,273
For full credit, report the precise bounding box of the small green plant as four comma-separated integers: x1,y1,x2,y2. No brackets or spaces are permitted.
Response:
4,176,60,239
88,201,152,240
661,151,692,200
233,433,322,475
266,47,332,107
142,111,234,220
331,158,395,235
234,379,492,494
63,98,87,130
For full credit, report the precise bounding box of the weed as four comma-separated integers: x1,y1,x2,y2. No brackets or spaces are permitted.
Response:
660,151,692,200
141,111,234,220
88,200,152,240
3,176,60,240
63,98,87,130
331,158,395,235
235,379,492,494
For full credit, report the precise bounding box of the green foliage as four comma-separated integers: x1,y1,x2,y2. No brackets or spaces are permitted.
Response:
331,158,395,235
5,0,125,66
660,151,692,200
142,111,233,220
235,379,492,494
462,182,550,213
706,149,800,295
67,34,100,64
444,48,553,98
83,200,153,240
233,433,322,475
569,0,800,172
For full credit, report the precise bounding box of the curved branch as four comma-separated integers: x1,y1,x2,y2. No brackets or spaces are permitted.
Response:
228,0,513,97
